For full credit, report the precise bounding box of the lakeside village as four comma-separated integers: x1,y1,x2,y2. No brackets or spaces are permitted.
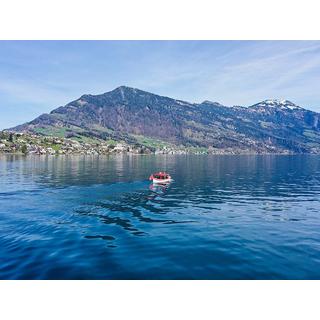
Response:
0,131,295,156
0,131,208,155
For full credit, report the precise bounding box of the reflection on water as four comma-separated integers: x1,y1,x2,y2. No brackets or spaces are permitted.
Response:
149,182,171,195
0,154,320,279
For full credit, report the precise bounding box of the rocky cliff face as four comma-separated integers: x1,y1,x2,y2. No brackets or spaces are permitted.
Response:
11,86,320,153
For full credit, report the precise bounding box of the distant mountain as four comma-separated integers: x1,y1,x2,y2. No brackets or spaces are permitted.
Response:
10,86,320,153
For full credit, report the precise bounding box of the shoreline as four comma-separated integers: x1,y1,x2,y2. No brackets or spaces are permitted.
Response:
0,151,317,157
2,131,315,157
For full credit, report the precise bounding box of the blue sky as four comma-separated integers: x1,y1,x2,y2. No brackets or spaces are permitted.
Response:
0,40,320,129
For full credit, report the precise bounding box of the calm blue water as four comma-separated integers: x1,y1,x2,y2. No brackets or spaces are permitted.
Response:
0,154,320,279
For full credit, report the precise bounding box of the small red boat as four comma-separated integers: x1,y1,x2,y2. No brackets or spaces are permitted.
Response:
149,171,172,184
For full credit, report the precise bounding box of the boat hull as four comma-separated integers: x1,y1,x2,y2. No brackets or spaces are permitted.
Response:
152,178,172,184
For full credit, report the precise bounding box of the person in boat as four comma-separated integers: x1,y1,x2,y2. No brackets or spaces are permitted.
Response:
149,172,171,181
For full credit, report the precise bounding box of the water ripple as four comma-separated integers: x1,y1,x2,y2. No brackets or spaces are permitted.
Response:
1,154,320,279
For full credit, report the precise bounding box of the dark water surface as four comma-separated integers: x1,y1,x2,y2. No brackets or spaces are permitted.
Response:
1,154,320,279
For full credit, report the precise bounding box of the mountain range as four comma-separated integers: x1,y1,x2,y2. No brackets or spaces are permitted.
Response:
10,86,320,154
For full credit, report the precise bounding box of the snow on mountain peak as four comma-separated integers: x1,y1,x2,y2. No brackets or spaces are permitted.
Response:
252,99,302,110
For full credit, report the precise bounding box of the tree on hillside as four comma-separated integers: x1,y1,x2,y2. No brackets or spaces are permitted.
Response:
21,144,28,154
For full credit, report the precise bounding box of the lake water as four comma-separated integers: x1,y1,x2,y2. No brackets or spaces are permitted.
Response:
0,154,320,279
